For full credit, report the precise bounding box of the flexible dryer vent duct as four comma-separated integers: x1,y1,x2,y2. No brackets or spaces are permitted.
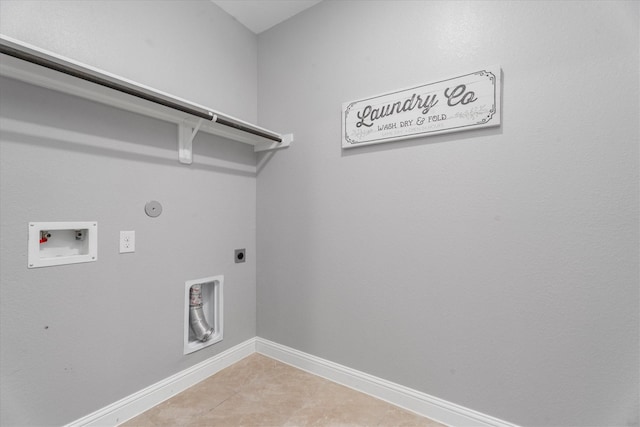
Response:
189,284,214,342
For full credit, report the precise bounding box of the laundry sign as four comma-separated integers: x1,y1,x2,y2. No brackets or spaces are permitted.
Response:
342,66,501,148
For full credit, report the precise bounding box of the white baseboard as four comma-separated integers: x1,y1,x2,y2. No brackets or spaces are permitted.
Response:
65,336,517,427
255,338,518,427
65,338,257,427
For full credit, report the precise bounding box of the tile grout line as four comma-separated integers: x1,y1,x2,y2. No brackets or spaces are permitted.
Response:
203,388,241,417
278,373,333,426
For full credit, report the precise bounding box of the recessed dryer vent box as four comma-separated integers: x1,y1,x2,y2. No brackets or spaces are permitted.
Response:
28,222,97,268
184,275,223,355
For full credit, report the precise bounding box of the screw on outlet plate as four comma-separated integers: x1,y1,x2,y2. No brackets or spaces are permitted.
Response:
234,249,246,263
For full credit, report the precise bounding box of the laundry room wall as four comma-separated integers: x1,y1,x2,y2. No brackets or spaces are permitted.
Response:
256,1,640,426
0,1,258,425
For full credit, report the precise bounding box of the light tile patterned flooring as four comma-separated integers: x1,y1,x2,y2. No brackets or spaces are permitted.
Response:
122,353,445,426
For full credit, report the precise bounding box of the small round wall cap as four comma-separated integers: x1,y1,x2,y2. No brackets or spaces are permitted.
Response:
145,201,163,218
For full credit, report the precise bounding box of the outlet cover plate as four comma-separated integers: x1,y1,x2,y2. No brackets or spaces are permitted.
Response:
119,231,135,253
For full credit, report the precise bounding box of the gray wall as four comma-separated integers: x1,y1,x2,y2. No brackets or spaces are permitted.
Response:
2,1,639,426
0,0,257,120
256,1,639,426
0,1,258,425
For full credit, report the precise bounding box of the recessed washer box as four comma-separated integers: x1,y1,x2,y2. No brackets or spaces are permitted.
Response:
28,222,97,268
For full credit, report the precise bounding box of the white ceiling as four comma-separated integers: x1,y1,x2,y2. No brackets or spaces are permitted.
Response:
211,0,322,34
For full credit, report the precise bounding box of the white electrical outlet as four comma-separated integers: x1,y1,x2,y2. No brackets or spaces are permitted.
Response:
119,231,135,253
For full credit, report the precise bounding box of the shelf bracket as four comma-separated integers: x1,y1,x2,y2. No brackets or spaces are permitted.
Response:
254,133,294,152
178,117,211,164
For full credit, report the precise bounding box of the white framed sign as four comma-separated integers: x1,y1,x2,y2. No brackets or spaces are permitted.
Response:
342,66,501,148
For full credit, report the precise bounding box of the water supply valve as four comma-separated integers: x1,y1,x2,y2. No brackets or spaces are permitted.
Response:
39,231,51,244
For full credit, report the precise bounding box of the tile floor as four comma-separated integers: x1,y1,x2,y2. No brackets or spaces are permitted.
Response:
121,353,446,427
